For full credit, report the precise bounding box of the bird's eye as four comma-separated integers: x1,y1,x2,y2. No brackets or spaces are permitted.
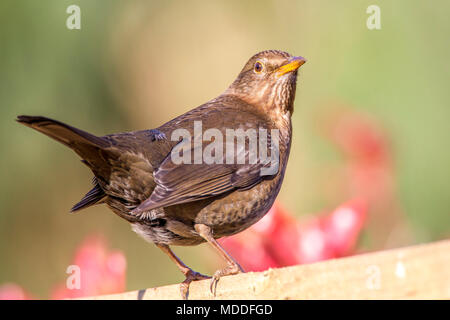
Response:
254,61,264,73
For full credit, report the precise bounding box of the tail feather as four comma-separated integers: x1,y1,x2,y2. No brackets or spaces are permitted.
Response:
16,115,109,148
17,115,111,213
17,115,112,175
71,179,106,212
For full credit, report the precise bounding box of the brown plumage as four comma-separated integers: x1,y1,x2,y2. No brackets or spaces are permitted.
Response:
17,50,306,298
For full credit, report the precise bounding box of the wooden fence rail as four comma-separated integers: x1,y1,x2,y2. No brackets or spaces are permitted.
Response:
86,240,450,300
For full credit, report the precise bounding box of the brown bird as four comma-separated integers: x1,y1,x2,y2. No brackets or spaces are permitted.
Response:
17,50,306,299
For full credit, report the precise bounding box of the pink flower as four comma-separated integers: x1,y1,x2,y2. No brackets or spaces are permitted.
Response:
318,106,411,247
51,235,127,299
0,283,32,300
1,236,127,300
219,203,299,271
220,200,367,271
320,108,394,208
296,199,367,264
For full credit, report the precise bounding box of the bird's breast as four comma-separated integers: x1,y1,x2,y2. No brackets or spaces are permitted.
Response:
194,137,291,237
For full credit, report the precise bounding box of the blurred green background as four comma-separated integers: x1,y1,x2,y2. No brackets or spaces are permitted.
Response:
0,0,449,297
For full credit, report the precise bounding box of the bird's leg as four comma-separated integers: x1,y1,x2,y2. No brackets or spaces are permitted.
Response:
194,224,244,295
156,243,210,299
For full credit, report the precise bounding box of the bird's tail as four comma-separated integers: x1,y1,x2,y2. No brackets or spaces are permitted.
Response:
16,115,109,149
16,115,110,212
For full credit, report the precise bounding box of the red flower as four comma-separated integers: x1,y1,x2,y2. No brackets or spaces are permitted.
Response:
220,200,367,272
320,108,394,208
51,235,127,299
1,236,127,300
0,283,32,300
296,199,367,264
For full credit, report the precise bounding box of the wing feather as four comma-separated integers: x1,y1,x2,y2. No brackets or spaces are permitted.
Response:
131,97,279,214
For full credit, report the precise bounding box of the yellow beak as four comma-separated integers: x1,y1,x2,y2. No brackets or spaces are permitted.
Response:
276,56,307,77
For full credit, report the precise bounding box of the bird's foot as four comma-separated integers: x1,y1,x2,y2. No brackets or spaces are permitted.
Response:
180,269,211,300
210,262,244,296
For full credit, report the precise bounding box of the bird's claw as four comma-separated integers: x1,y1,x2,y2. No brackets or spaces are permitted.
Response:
209,262,244,296
179,269,211,300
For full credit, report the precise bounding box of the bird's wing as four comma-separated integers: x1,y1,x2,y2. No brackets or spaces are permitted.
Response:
131,103,278,214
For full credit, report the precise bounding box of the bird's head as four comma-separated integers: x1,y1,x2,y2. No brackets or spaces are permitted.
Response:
226,50,306,115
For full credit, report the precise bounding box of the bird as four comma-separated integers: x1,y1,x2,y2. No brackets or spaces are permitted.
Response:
16,50,306,299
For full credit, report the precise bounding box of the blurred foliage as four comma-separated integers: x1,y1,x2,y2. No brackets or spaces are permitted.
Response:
0,0,449,297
